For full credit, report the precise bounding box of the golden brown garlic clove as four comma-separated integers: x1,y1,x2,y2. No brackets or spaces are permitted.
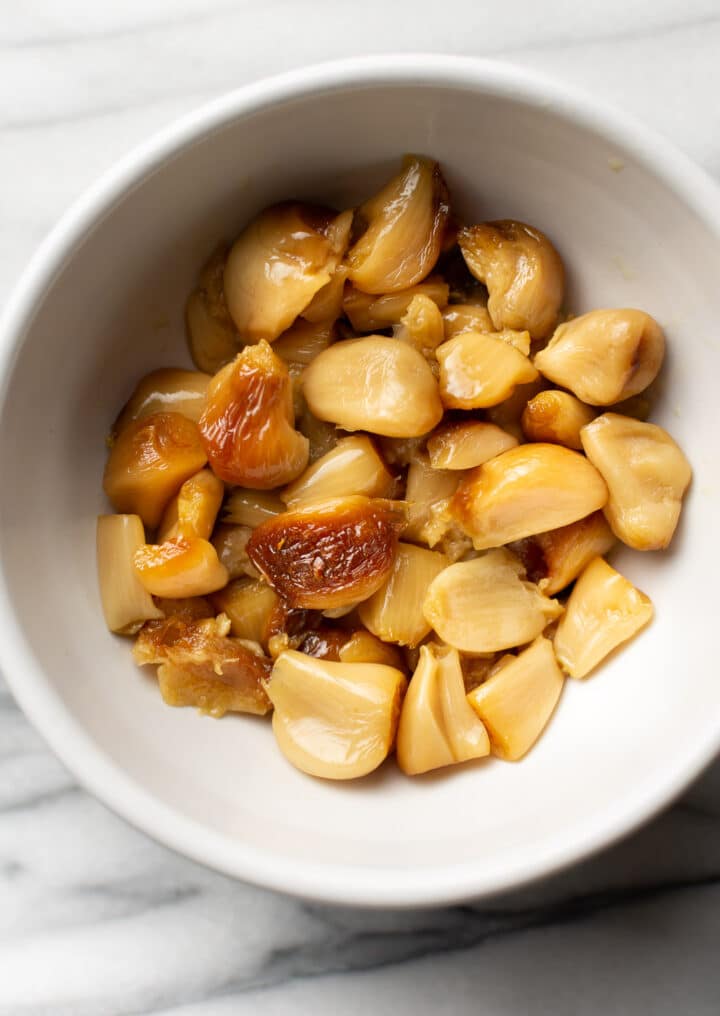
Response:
450,443,608,550
427,421,518,470
422,548,562,653
458,219,564,338
553,557,654,678
266,651,406,779
199,340,309,489
103,412,207,529
157,468,224,543
436,330,539,409
246,495,406,609
281,435,394,508
509,511,616,596
343,276,449,332
534,309,665,406
302,335,443,438
134,536,229,598
467,636,564,760
580,413,691,550
345,155,450,294
113,368,211,436
521,389,597,449
211,577,279,647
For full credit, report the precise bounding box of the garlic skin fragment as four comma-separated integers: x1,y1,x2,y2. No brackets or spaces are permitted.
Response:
553,557,654,679
580,413,691,550
521,389,596,450
302,335,443,438
436,330,539,409
281,435,394,508
396,644,490,775
113,368,211,435
534,309,665,406
345,155,450,294
458,220,564,339
450,443,608,549
423,548,562,653
427,421,518,470
359,542,448,647
467,636,564,760
96,514,164,634
224,203,350,343
266,651,407,780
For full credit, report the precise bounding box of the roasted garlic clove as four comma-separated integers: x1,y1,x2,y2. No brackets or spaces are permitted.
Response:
247,496,406,609
393,293,445,359
199,341,309,488
266,651,406,779
467,636,564,760
359,542,448,647
510,511,616,595
281,435,394,508
271,317,336,365
158,468,224,542
553,557,654,678
298,628,405,670
103,412,207,529
96,514,165,634
113,368,211,435
403,453,462,544
210,524,259,580
224,203,350,343
186,249,241,374
302,335,443,437
450,443,608,549
345,155,450,294
423,548,562,653
343,276,449,332
458,220,564,338
442,303,494,340
396,644,490,775
134,536,229,598
134,614,271,716
534,309,665,406
521,389,596,450
436,330,539,409
427,421,518,470
211,577,279,646
580,413,691,550
222,488,285,528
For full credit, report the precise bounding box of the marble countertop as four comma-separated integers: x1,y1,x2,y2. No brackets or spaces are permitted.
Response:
2,2,720,1013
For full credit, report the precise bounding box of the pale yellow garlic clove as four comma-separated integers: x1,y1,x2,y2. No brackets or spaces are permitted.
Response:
211,524,259,580
211,577,279,647
442,303,494,340
134,537,229,598
345,155,450,294
223,489,285,528
521,389,597,450
393,293,445,359
553,557,654,678
458,220,564,338
158,468,224,542
534,309,665,406
281,435,394,508
302,335,443,438
423,548,562,653
450,443,608,549
185,249,241,374
96,514,164,634
404,453,463,544
436,330,539,409
224,203,350,343
510,511,616,595
343,276,449,332
266,651,407,779
427,421,518,470
396,644,489,775
467,636,564,760
359,542,449,647
580,413,691,550
113,368,211,435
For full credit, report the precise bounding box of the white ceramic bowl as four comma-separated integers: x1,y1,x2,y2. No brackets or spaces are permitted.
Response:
1,55,719,907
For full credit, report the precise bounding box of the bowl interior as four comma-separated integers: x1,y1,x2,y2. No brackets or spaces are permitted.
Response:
1,72,719,904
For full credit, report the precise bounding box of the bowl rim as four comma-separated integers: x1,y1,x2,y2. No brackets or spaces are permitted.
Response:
1,53,719,908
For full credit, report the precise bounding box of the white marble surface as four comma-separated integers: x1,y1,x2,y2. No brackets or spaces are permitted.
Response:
2,2,720,1013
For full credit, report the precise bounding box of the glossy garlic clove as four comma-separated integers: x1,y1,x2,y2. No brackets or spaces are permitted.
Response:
281,435,394,508
393,293,445,359
113,368,211,435
134,536,229,598
199,340,309,488
534,309,665,406
423,548,562,653
359,542,449,647
343,277,449,332
266,651,407,779
427,420,518,470
157,468,224,542
467,636,564,760
553,556,654,678
580,413,691,550
246,495,406,609
521,389,597,450
450,443,608,549
441,302,494,340
302,334,443,438
436,330,539,409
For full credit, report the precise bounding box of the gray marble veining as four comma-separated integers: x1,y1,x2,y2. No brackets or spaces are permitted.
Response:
2,2,720,1013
